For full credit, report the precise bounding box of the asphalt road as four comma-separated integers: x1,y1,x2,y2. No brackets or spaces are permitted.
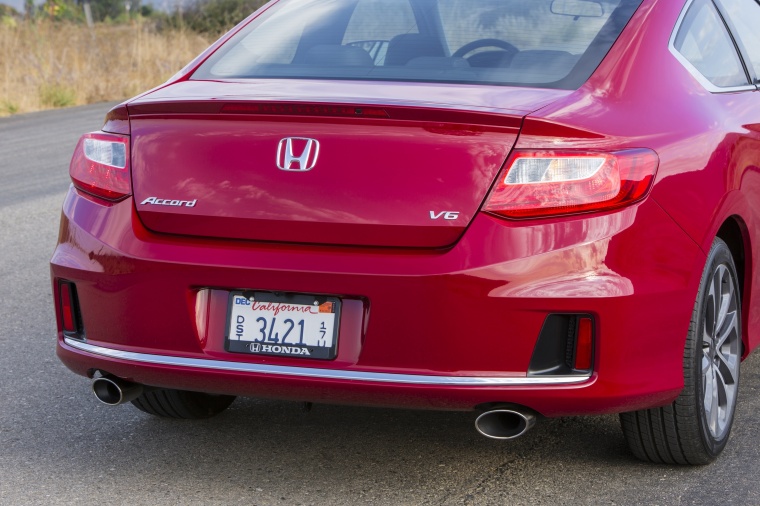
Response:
2,103,760,506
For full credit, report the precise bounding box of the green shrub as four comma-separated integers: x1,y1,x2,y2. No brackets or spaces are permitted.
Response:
39,84,76,108
1,101,19,114
40,0,84,22
0,4,19,16
1,14,17,27
173,0,268,35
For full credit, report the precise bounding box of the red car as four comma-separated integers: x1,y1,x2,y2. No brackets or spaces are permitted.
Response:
52,0,760,464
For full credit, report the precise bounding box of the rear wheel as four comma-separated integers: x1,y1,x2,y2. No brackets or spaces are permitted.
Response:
620,237,741,464
132,389,236,419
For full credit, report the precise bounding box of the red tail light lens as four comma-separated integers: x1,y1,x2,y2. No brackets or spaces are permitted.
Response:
59,281,79,334
69,132,131,201
221,102,389,118
484,148,659,219
574,317,593,371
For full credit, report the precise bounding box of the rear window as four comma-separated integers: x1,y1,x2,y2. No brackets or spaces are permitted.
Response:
192,0,643,89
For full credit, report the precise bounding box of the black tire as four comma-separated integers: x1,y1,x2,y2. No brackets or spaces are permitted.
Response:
132,389,236,419
620,238,742,465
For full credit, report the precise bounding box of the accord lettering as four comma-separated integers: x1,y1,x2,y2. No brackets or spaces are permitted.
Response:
140,197,197,207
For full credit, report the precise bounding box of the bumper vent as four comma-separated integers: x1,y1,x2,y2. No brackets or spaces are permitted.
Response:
528,314,594,376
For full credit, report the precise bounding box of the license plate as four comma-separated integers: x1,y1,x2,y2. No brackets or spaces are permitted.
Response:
226,291,340,360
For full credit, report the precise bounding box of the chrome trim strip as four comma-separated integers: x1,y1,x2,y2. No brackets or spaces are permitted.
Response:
668,0,755,94
64,337,590,386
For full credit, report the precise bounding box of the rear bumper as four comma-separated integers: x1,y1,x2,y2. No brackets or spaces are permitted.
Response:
52,187,705,416
57,336,673,415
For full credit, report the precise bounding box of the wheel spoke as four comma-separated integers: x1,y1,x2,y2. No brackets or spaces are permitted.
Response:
706,292,715,341
715,267,732,333
716,347,737,386
715,311,737,350
702,349,712,375
709,366,720,434
715,365,733,431
703,362,714,422
703,324,713,349
708,268,720,334
715,365,730,407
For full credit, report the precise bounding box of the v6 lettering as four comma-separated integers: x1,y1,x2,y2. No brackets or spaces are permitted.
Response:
430,211,460,221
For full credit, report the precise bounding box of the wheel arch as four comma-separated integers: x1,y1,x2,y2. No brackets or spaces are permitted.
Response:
715,215,753,358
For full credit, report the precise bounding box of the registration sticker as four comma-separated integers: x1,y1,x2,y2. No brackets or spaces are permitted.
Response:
226,291,340,360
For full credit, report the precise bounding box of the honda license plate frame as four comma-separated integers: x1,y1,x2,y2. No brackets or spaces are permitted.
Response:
225,291,341,360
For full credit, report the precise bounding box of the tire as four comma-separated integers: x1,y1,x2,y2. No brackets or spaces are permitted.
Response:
132,389,236,419
620,237,742,465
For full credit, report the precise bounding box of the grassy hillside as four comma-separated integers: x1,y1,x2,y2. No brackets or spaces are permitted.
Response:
0,21,210,115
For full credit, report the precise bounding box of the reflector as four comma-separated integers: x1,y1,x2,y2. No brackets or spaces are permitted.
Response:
59,281,77,333
575,317,593,370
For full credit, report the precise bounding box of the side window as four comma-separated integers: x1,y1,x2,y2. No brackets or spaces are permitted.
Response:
719,0,760,82
673,0,749,88
342,0,418,64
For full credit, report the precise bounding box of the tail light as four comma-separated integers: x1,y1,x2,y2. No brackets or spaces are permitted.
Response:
69,132,131,201
221,102,389,118
484,148,659,219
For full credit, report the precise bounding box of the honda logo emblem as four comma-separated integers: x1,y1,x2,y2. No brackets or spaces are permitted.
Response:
277,137,320,171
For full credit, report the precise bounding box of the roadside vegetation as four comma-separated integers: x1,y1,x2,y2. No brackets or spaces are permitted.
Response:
0,0,266,116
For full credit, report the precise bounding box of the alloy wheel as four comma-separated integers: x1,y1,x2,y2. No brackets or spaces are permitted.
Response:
701,263,741,440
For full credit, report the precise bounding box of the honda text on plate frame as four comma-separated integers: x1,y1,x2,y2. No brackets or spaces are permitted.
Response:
51,0,760,465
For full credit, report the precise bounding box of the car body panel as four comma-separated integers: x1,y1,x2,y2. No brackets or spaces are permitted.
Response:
514,0,760,351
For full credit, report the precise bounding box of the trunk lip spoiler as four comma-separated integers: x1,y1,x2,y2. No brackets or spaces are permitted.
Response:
126,78,574,118
126,99,527,130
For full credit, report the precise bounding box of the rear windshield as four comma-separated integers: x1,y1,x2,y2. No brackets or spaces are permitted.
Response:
192,0,643,89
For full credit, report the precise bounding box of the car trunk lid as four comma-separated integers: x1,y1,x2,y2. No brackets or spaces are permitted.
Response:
128,80,570,248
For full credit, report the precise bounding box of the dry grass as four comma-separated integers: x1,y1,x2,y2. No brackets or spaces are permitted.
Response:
0,20,211,115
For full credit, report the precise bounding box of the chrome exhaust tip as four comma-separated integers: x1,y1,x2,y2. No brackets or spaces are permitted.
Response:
475,409,536,440
92,376,143,406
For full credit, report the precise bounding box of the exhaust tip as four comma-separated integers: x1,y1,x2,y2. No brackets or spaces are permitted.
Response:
92,376,143,406
475,409,536,440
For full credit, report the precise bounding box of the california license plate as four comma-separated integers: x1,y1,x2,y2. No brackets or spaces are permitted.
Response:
226,291,340,360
